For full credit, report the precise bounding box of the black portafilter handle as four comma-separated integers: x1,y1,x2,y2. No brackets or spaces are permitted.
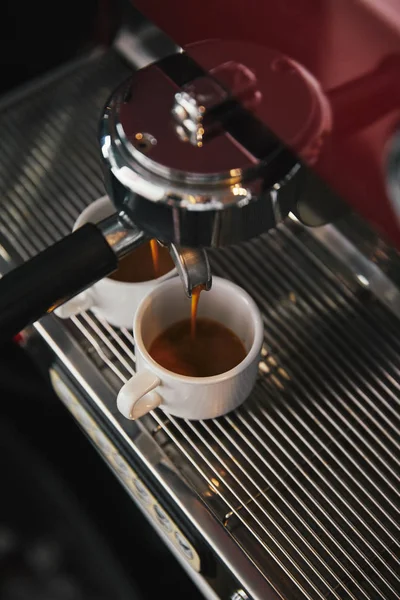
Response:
0,223,118,342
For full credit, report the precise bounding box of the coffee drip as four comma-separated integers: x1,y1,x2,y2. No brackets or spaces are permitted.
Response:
150,239,159,278
191,284,205,338
109,240,173,283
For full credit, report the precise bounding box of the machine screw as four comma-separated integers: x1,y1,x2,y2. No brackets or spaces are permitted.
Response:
230,590,249,600
132,132,157,154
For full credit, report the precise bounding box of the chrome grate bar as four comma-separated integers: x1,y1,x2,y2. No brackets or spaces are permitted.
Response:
214,417,369,600
211,248,400,500
66,241,400,600
0,49,399,600
190,419,359,600
256,384,400,546
238,391,398,591
160,414,331,600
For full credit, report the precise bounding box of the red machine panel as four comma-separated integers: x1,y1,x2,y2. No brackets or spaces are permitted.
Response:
131,0,400,249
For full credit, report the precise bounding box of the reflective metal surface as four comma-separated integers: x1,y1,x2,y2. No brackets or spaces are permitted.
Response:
97,213,212,296
52,224,400,600
169,245,212,296
100,44,299,247
132,0,400,251
99,213,148,258
0,48,399,600
111,3,180,70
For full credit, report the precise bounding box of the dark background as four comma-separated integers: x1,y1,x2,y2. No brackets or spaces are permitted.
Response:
0,341,203,599
0,1,100,95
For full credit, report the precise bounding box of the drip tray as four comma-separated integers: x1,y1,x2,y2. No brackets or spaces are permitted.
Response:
62,222,400,600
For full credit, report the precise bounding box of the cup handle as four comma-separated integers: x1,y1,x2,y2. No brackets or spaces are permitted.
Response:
54,289,95,319
117,371,161,420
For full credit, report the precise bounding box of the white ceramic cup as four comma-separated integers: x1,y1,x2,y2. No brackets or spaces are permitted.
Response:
117,276,264,421
55,196,177,329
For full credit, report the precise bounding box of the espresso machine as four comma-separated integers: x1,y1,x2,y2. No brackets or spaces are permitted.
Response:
0,1,399,598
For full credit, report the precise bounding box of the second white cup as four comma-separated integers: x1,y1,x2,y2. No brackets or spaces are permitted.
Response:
55,196,177,329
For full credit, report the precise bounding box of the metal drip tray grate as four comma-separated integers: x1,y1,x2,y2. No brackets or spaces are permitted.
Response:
67,228,400,600
0,49,399,600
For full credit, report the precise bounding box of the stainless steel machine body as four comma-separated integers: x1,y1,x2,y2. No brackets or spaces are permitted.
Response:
0,22,399,600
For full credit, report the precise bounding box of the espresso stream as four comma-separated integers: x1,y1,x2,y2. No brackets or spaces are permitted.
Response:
110,245,246,377
191,284,205,338
149,239,159,277
149,284,246,377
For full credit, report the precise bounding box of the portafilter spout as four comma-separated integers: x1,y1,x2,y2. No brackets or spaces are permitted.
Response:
99,214,212,297
98,214,212,298
168,245,212,297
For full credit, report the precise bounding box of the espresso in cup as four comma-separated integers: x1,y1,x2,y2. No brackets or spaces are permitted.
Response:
149,317,246,377
147,279,247,377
